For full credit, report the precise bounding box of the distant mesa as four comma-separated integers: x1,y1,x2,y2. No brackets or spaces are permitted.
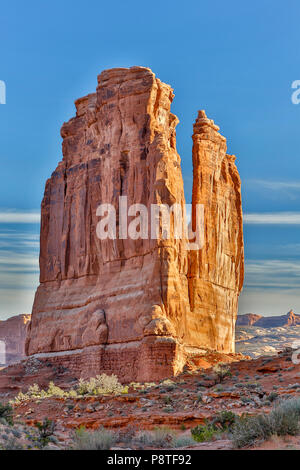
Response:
237,310,300,327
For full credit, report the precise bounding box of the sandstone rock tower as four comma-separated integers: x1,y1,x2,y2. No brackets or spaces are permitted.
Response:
26,67,244,381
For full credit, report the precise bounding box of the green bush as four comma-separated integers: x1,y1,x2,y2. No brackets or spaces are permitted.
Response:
35,418,55,447
212,411,237,431
191,422,218,442
0,403,13,425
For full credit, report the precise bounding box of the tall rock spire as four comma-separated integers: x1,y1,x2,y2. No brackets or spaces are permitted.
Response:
189,109,244,352
26,69,244,381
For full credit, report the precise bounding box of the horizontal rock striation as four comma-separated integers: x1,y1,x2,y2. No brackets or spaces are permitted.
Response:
26,67,244,381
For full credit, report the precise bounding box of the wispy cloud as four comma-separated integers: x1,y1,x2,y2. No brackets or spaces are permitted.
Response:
244,212,300,224
244,259,300,289
0,211,40,224
246,180,300,201
0,252,39,268
0,225,39,318
250,180,300,191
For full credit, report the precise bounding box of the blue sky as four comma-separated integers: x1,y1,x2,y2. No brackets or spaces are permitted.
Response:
0,0,299,319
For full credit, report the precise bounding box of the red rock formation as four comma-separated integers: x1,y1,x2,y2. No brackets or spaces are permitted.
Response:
188,111,244,352
26,67,244,382
0,314,31,365
255,310,300,327
237,310,300,327
236,313,263,326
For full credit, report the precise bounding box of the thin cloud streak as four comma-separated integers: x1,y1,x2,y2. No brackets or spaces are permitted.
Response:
244,212,300,225
250,180,300,191
0,211,40,224
244,259,300,290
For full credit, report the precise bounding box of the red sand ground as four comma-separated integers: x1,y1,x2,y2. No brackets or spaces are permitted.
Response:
0,349,299,449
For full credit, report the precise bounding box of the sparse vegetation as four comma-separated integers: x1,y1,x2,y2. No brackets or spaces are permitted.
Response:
191,410,238,442
212,410,237,431
71,426,118,450
35,418,55,447
135,427,175,448
191,422,218,442
232,398,300,448
213,364,232,383
0,403,13,425
77,374,128,396
11,374,128,405
133,426,193,448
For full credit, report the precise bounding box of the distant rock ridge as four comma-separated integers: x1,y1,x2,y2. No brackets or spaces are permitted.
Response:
0,314,31,365
25,66,244,382
237,310,300,327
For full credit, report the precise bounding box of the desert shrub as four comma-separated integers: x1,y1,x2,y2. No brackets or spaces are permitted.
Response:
172,436,195,448
76,374,128,396
12,374,128,405
163,405,174,413
12,382,69,405
71,426,118,450
268,391,278,402
191,411,237,443
0,437,23,450
134,427,175,448
269,398,300,436
191,422,218,442
213,364,232,383
232,398,300,448
211,411,237,431
0,403,13,425
130,382,156,391
162,395,172,405
35,418,55,447
231,414,271,448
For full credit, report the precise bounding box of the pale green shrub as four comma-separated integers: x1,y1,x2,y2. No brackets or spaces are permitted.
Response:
71,426,117,450
12,374,128,405
76,374,128,395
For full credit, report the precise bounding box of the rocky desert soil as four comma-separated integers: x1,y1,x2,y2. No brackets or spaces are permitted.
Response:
0,348,300,450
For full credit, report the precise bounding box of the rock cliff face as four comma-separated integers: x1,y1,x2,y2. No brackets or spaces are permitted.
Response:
26,67,244,381
0,314,31,365
188,111,244,353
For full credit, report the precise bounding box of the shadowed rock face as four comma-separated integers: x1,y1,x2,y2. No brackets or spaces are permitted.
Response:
26,67,244,381
0,314,31,365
